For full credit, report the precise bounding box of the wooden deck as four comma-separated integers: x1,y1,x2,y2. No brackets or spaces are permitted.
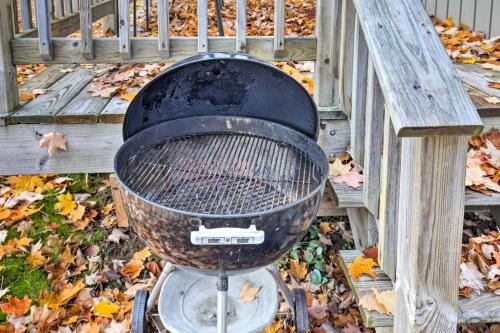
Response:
338,250,500,327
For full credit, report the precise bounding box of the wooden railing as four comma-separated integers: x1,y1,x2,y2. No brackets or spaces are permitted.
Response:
337,0,484,332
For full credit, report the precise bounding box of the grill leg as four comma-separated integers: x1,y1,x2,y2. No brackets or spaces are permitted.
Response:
216,274,228,333
146,262,175,313
266,263,295,316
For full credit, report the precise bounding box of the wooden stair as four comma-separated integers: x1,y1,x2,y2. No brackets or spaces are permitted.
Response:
328,177,500,208
338,250,500,328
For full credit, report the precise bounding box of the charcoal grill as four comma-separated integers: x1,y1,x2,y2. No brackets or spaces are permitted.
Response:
114,53,329,333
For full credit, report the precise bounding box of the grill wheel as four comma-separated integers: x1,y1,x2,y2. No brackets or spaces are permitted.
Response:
131,290,149,333
292,288,309,333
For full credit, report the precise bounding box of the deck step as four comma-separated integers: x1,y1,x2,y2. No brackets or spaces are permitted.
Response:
338,250,500,327
328,177,500,209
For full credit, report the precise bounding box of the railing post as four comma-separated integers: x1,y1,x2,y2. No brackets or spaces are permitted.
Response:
395,135,468,332
314,0,339,110
35,0,53,60
20,0,33,30
80,0,94,59
118,0,130,59
0,0,19,122
236,0,246,52
273,0,285,57
197,0,208,52
158,0,169,57
338,0,355,118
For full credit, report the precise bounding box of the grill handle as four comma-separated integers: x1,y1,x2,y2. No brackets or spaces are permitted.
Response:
190,225,265,245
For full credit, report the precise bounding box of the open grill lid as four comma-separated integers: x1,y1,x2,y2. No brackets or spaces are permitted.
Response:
122,52,319,141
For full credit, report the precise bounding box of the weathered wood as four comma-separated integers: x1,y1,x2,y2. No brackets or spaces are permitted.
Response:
20,0,33,30
353,0,483,136
317,119,351,157
338,0,355,118
97,95,129,123
118,0,130,59
10,69,93,123
314,0,337,108
273,0,285,56
350,17,369,166
54,0,64,17
18,65,71,94
35,0,53,60
340,250,500,327
110,174,129,228
101,13,115,35
157,0,169,57
362,59,384,216
0,123,122,175
197,0,208,52
456,64,500,99
395,135,468,332
0,0,19,121
80,0,94,59
346,208,377,249
235,0,246,52
19,0,114,38
318,186,347,217
466,83,500,117
12,37,317,63
63,0,72,15
55,82,110,123
72,0,78,11
378,109,400,282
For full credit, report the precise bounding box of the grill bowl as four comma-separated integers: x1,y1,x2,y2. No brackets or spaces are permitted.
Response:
114,116,328,274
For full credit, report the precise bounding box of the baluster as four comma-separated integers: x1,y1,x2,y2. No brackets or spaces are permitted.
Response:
0,0,19,118
158,0,169,57
80,0,93,59
350,16,368,165
362,58,384,216
63,0,72,15
338,0,355,117
118,0,131,59
197,0,208,52
54,0,63,18
236,0,246,52
35,0,53,61
273,0,284,56
20,0,33,30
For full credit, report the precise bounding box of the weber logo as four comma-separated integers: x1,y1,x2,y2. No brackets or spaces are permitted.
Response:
191,226,265,245
235,237,251,244
206,237,222,244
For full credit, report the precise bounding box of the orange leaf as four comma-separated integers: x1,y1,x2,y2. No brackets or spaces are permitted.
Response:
494,251,500,268
489,82,500,90
347,256,378,280
288,259,308,280
19,92,33,101
120,91,138,102
261,320,281,333
362,246,379,263
0,295,31,316
319,222,332,234
121,259,144,279
133,247,152,262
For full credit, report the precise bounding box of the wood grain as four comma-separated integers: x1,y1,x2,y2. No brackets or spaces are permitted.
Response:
353,0,483,136
395,135,468,332
20,0,33,30
97,95,129,123
10,69,93,123
35,0,53,60
236,0,246,52
362,59,384,216
273,0,285,56
80,0,94,59
12,37,317,64
350,17,369,166
378,110,400,282
0,0,19,119
338,0,355,118
157,0,169,57
55,82,110,123
118,0,130,59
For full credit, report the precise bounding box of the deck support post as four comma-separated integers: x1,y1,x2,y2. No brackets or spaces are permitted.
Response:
395,135,468,333
0,0,19,122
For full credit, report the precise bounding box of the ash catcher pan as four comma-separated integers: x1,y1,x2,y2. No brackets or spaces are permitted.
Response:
122,52,319,141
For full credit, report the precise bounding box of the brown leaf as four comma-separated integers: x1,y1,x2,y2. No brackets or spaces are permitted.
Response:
362,246,378,263
39,132,67,157
319,222,332,234
239,283,261,303
121,259,144,279
288,259,308,280
0,295,31,316
120,91,138,102
307,298,328,320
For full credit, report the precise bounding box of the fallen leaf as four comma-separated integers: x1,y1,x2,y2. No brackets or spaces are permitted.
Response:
329,159,351,177
121,259,144,279
93,300,120,318
120,91,138,102
19,91,34,101
460,262,485,294
319,222,332,234
307,298,328,320
0,295,31,316
289,259,308,280
107,228,130,244
239,283,261,303
334,171,364,188
261,320,281,333
347,256,378,280
133,247,152,261
362,246,378,263
54,192,76,216
39,132,67,157
104,319,130,333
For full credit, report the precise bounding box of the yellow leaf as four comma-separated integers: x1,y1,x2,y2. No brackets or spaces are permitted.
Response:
443,17,455,28
93,300,120,318
460,57,477,64
0,295,31,316
26,250,46,268
121,259,144,279
5,175,44,194
70,205,85,222
133,247,152,261
120,91,138,102
14,236,32,247
288,259,308,280
60,245,76,265
359,289,395,315
56,280,85,306
239,283,261,303
63,315,78,325
54,192,76,216
101,203,114,215
261,320,281,333
347,256,378,280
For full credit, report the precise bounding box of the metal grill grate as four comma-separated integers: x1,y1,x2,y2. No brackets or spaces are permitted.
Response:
122,133,322,215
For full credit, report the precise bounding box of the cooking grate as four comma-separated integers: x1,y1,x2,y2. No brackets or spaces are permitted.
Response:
122,132,321,215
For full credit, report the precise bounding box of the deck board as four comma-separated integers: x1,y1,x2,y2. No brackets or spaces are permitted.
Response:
56,82,110,124
97,96,129,123
339,250,500,327
329,177,500,208
10,68,93,124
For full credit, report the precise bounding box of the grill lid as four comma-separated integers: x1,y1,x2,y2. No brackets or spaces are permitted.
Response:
123,52,319,141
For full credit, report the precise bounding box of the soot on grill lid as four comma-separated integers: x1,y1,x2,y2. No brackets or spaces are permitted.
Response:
123,52,319,141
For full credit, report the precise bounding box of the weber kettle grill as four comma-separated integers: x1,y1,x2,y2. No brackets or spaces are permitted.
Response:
114,53,329,333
